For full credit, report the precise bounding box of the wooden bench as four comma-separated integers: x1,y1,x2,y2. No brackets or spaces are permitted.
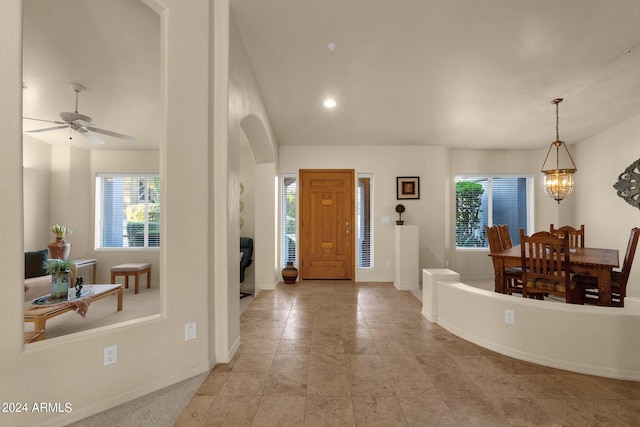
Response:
110,263,152,294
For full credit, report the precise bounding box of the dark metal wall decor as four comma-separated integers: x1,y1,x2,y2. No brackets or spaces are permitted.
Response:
614,158,640,209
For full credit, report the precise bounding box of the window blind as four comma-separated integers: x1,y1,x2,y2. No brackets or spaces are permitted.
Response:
281,174,297,267
357,174,373,268
95,174,160,249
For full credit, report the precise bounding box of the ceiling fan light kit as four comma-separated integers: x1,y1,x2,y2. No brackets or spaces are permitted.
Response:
23,82,136,145
541,98,577,204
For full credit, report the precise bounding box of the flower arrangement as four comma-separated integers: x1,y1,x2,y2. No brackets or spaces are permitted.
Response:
51,224,72,239
43,258,73,274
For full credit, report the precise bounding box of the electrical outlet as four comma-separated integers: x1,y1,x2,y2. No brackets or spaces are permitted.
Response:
185,322,197,341
386,259,391,267
104,345,118,366
504,309,515,325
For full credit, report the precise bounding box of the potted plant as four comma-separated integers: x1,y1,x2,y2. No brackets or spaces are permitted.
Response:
44,258,73,301
48,224,72,260
51,224,71,239
395,204,406,225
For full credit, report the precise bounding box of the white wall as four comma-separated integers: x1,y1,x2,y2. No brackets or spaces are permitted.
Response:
23,136,52,250
573,114,640,298
424,270,640,380
239,144,256,240
279,145,448,282
277,145,590,284
229,11,279,294
1,2,215,426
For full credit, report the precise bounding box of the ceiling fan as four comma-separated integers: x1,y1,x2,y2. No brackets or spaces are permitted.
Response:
23,83,136,144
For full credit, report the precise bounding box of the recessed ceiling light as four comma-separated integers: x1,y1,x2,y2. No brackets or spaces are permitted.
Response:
323,99,337,108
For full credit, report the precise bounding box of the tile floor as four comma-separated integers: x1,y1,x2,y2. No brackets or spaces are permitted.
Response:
176,281,640,426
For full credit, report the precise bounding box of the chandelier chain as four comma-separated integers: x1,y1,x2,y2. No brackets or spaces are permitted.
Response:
556,101,560,142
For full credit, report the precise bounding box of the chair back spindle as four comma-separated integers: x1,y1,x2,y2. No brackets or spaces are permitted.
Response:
550,224,585,248
497,224,513,249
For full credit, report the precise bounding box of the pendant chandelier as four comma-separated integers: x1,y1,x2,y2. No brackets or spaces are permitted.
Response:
541,98,577,203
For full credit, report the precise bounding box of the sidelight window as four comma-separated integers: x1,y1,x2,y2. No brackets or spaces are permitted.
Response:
281,174,297,267
357,174,373,268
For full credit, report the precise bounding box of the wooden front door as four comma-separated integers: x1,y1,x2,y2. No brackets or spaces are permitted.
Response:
299,169,355,280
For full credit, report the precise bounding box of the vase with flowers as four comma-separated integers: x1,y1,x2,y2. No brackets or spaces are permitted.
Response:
48,224,72,260
44,258,73,301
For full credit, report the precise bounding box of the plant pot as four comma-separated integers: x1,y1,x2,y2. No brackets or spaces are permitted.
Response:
282,262,298,284
48,237,71,260
50,271,71,301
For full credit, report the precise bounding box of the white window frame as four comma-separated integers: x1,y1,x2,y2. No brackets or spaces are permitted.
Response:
455,174,534,250
95,173,160,250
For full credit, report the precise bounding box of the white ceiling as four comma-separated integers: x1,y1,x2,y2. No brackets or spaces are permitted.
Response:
231,0,640,150
22,1,640,152
22,0,160,150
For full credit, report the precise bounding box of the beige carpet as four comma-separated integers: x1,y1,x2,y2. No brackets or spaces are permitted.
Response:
25,286,160,341
68,372,208,427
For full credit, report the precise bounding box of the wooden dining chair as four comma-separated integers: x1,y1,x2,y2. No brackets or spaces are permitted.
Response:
486,225,522,294
496,224,513,249
550,224,585,248
573,227,639,307
520,229,579,303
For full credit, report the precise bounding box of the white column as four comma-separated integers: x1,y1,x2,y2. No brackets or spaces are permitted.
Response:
394,225,419,290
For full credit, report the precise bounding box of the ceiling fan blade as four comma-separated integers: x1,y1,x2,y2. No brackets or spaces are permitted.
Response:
26,125,69,133
77,129,106,144
86,126,136,142
71,119,94,128
23,117,67,125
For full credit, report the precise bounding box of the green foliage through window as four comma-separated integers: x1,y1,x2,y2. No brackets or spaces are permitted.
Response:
455,175,532,249
456,181,484,247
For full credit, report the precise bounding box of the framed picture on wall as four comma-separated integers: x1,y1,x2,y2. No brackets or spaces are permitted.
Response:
397,176,420,200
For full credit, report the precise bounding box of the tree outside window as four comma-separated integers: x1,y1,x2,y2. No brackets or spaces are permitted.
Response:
456,181,484,247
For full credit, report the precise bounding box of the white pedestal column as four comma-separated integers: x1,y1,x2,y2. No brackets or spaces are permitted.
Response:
394,225,419,290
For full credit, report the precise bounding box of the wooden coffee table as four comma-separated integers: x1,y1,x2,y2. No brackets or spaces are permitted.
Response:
24,284,123,342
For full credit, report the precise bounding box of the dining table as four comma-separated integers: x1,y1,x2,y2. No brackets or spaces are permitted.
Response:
490,245,619,306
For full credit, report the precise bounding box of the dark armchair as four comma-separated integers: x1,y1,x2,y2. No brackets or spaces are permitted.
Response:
240,237,253,298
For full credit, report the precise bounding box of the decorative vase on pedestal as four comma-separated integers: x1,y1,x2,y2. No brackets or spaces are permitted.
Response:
282,262,298,284
50,271,71,301
48,238,71,260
